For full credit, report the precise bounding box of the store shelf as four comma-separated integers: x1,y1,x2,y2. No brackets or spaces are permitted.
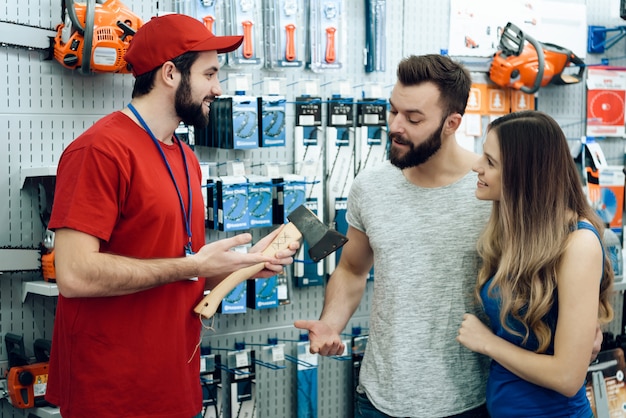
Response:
31,406,62,418
22,281,58,303
20,165,57,188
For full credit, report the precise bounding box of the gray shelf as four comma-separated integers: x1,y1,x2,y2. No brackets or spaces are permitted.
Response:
22,281,58,303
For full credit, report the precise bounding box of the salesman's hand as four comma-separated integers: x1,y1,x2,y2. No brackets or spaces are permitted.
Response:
250,224,300,277
195,227,298,282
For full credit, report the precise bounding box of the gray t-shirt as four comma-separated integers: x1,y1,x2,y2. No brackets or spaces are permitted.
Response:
347,161,491,417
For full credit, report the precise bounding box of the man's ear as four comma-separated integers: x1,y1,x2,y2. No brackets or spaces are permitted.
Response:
444,112,463,134
160,61,178,85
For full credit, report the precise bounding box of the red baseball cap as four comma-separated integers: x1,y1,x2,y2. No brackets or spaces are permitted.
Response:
125,14,243,76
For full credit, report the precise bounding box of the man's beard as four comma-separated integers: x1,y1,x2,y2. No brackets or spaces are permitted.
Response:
175,74,209,129
388,118,446,169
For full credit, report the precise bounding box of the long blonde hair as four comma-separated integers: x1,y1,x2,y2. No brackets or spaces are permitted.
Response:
476,111,613,353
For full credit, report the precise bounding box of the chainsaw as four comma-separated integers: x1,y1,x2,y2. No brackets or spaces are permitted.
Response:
0,0,142,74
0,176,55,276
4,334,53,409
489,22,585,94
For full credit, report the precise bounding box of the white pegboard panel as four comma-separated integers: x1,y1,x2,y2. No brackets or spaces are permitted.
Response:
2,1,59,29
0,274,56,370
1,1,625,417
1,114,101,249
400,0,452,56
537,83,587,123
2,50,136,115
594,137,626,166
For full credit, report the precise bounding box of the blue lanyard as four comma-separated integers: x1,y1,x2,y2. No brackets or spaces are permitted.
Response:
127,104,193,252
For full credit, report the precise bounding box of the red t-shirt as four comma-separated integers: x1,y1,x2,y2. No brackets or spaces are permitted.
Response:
46,112,207,418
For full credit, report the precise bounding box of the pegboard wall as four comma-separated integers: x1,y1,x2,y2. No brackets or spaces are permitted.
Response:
1,0,625,417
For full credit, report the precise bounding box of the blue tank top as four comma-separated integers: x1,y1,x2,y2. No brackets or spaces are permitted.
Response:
480,221,602,418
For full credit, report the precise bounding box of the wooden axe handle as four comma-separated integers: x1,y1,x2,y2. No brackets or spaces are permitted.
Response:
194,222,302,319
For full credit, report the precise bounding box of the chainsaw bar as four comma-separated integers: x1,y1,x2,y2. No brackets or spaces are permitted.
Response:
0,247,42,273
0,20,57,53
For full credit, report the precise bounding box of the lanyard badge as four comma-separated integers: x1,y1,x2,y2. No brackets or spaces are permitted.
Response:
127,104,195,262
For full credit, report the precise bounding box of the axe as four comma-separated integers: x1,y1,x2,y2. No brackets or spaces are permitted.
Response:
194,204,348,319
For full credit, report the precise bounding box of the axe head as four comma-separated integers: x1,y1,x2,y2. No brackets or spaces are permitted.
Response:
287,205,348,262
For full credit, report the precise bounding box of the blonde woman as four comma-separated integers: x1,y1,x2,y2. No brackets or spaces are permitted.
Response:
457,110,613,417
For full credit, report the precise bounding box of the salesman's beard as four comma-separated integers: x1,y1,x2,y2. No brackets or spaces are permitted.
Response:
175,73,210,130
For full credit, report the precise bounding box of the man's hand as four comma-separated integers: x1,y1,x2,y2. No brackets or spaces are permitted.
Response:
197,226,300,283
294,319,345,356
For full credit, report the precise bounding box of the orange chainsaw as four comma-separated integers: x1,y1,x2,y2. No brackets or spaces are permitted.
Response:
4,334,53,409
0,0,141,74
489,22,585,94
53,0,142,74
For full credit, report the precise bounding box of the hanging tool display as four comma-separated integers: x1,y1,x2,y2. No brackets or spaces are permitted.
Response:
325,93,355,277
199,350,222,418
307,0,344,72
0,0,141,74
262,0,303,69
291,93,327,287
224,348,256,418
258,95,287,146
355,96,388,175
489,22,585,94
364,0,386,72
226,0,263,67
296,338,319,418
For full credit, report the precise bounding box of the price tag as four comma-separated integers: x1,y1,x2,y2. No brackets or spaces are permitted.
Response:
235,351,249,368
271,344,285,362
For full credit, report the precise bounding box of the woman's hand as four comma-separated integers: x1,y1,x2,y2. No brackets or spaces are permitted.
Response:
456,313,496,355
